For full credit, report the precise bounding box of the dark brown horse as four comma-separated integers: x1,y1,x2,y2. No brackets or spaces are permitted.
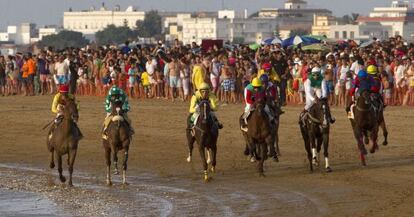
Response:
47,98,80,186
103,100,131,185
299,98,333,172
242,99,273,176
186,100,218,182
350,90,379,166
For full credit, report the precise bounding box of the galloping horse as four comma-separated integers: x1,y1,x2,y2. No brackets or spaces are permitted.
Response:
186,100,219,182
47,98,80,186
103,99,131,185
242,99,273,176
299,98,333,172
350,90,379,166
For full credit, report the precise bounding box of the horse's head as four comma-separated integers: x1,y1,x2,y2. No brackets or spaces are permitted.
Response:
311,97,331,127
358,90,372,108
198,100,211,124
62,97,79,123
110,95,124,115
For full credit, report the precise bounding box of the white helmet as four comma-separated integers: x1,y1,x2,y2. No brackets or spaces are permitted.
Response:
311,67,321,73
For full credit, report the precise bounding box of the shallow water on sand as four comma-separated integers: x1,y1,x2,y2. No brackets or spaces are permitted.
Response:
0,189,66,217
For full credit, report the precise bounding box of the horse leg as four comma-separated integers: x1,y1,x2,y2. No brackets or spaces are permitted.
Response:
49,149,55,169
380,120,388,146
210,144,217,173
57,154,66,183
105,147,112,186
206,148,211,164
186,130,195,163
68,149,77,187
113,148,119,175
122,142,130,185
257,143,267,177
322,128,332,172
369,128,379,154
300,123,313,172
310,133,318,167
198,145,209,182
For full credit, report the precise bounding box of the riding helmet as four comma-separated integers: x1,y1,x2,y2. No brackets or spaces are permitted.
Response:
367,65,377,75
251,78,262,87
59,85,69,93
199,82,210,91
357,70,368,79
259,74,269,83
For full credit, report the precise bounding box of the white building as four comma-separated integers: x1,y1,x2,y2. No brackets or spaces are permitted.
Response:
38,27,60,40
182,17,229,45
0,23,37,45
328,24,391,41
63,5,145,36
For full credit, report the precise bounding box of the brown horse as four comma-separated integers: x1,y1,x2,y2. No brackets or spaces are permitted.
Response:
47,98,80,186
299,98,333,172
350,90,379,166
186,100,218,182
103,100,131,185
242,99,273,176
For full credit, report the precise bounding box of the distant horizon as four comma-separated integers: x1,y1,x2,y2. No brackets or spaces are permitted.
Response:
0,0,394,30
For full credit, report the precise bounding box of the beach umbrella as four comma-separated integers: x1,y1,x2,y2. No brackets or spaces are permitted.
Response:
282,35,320,48
262,36,282,45
302,43,330,52
305,35,327,41
359,40,375,48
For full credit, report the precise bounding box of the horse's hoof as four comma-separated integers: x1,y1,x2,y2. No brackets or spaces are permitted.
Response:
369,148,376,154
59,176,66,183
250,157,256,163
122,182,129,186
259,173,266,178
68,182,73,187
114,171,120,175
204,176,209,183
211,167,215,173
49,162,55,169
361,162,367,167
382,141,388,146
325,167,333,173
272,156,279,162
106,181,113,186
186,156,192,163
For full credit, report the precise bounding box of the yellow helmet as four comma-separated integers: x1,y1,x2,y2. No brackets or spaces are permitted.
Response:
199,82,210,91
367,65,377,75
251,77,262,87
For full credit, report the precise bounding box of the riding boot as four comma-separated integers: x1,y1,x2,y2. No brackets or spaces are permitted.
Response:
123,113,135,136
215,118,224,129
73,122,83,140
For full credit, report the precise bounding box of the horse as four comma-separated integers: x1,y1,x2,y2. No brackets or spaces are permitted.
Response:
186,100,218,182
350,90,379,166
299,97,333,173
103,99,131,185
47,98,80,186
241,99,273,176
266,99,282,161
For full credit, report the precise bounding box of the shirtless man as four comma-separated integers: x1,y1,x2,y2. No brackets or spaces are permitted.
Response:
324,65,335,105
168,55,182,101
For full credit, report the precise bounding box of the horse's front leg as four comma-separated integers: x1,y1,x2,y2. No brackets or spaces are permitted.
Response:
68,148,77,187
198,145,209,182
49,149,55,169
380,120,388,146
57,154,66,183
122,142,130,185
369,127,379,154
186,128,195,163
104,146,112,186
309,127,318,166
113,147,119,175
322,127,332,172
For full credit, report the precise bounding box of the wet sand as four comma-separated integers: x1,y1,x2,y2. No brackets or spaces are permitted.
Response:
0,95,414,216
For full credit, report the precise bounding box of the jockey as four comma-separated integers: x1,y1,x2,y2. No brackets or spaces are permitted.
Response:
241,77,269,126
260,74,284,117
302,67,335,123
346,69,376,112
257,63,280,84
367,65,384,108
102,85,134,138
188,82,223,129
49,84,83,140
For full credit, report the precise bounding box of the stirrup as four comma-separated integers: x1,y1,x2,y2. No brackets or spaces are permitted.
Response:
240,126,248,132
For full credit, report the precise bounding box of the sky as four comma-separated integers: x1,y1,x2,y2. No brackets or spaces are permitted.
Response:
0,0,393,30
